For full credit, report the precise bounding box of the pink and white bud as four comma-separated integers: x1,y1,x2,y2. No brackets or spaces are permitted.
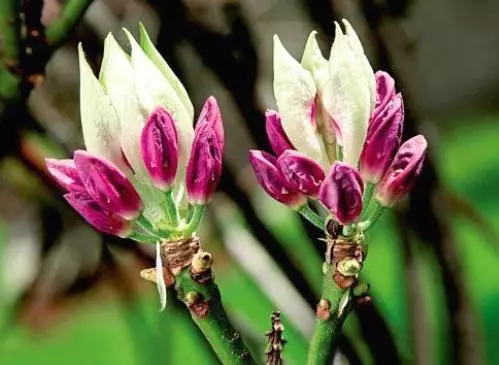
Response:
197,96,224,150
375,135,428,207
373,71,396,118
140,107,179,190
265,110,294,156
360,93,404,183
249,150,306,209
319,162,364,225
74,150,142,219
276,150,325,196
45,158,86,192
186,121,223,205
65,192,132,237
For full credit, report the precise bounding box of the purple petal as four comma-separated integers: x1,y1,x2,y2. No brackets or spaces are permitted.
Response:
196,96,224,151
276,150,325,196
360,93,404,183
318,162,364,225
74,150,142,219
140,107,179,190
186,122,223,204
45,158,86,192
249,150,306,209
373,71,396,118
375,135,428,206
265,110,294,156
65,192,132,237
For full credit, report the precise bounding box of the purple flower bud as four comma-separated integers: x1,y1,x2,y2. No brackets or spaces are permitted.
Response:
374,71,396,117
249,150,306,209
276,150,325,196
196,96,224,150
360,93,404,183
319,162,364,225
265,110,294,156
74,150,142,219
186,122,223,205
140,107,178,190
65,192,132,237
45,158,86,192
375,135,428,207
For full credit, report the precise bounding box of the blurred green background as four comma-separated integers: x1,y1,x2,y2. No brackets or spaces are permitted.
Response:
1,0,498,364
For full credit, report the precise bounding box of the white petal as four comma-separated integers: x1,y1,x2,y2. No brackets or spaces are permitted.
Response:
100,34,166,222
156,241,167,311
125,29,194,189
322,23,371,166
342,19,376,114
100,33,145,174
273,35,323,163
78,44,128,172
301,31,337,161
139,23,194,122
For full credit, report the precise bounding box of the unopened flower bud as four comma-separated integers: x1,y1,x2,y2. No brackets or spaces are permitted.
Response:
318,162,364,225
375,135,428,206
249,150,306,209
265,110,294,156
373,71,396,117
64,192,132,237
140,107,179,190
45,158,86,192
74,150,142,220
186,102,224,204
360,93,404,183
276,150,325,196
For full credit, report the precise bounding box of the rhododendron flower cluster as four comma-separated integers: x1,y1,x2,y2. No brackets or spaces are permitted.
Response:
250,20,427,231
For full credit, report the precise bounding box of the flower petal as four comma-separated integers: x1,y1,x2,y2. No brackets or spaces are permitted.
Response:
45,158,86,192
78,44,127,172
373,71,396,117
74,150,142,219
321,22,372,166
319,161,364,225
65,192,132,237
360,93,404,183
276,150,325,196
139,23,194,122
265,109,294,156
273,35,323,163
156,241,167,311
99,33,146,176
375,135,427,206
185,122,223,205
124,29,194,180
140,107,179,190
249,150,306,209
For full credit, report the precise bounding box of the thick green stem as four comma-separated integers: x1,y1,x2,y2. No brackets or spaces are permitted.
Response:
175,268,257,365
306,264,353,365
299,204,325,229
45,0,94,47
183,205,205,235
360,182,375,219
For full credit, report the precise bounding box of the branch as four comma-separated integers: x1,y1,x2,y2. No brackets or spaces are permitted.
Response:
45,0,94,48
265,311,286,365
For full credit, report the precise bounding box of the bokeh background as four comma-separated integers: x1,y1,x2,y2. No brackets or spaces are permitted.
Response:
0,0,498,364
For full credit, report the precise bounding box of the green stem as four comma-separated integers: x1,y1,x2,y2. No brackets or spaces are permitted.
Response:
129,231,158,244
306,264,354,365
360,183,375,219
175,269,257,365
183,205,205,235
359,203,385,232
298,204,325,229
164,190,179,226
45,0,94,48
